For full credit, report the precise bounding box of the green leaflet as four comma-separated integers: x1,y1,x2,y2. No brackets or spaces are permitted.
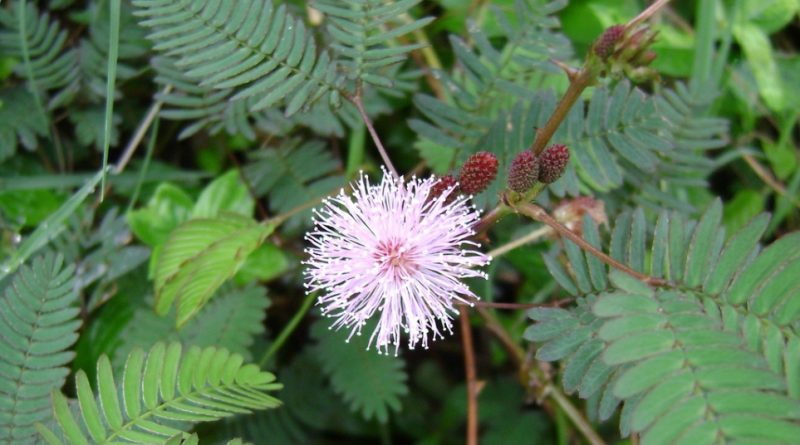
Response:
310,320,408,423
0,254,80,445
313,0,433,87
37,342,282,445
134,0,339,116
154,214,272,327
115,284,269,366
527,201,800,442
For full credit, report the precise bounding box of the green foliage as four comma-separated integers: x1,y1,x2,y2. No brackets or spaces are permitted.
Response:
243,139,343,230
154,214,272,326
0,170,105,282
37,342,282,445
0,1,79,106
527,202,800,443
409,0,571,174
133,0,340,116
0,87,47,160
116,284,270,365
0,254,81,445
310,320,408,423
1,0,799,443
312,0,433,88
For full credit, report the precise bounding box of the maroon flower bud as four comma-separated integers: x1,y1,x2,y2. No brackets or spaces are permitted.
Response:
594,24,625,60
459,151,498,195
538,144,569,184
507,150,539,193
429,175,458,202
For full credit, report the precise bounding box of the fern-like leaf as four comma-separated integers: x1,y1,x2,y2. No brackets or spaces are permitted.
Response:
37,342,282,445
115,284,270,366
0,254,80,445
313,0,433,88
528,202,800,442
0,1,80,104
594,272,800,444
134,0,340,116
0,87,48,160
311,320,408,423
408,0,570,170
243,140,343,230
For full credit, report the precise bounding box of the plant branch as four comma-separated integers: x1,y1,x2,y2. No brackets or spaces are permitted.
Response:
459,306,479,445
352,90,399,178
628,0,672,29
528,69,595,155
475,299,573,310
114,84,172,174
744,154,800,209
259,291,317,367
267,194,326,226
546,384,607,445
487,225,552,258
514,202,667,287
474,307,604,445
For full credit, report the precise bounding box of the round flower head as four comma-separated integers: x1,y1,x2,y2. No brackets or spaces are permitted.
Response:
304,169,491,354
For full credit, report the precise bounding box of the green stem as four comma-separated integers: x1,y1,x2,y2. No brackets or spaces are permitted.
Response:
346,122,366,179
690,0,716,94
100,0,121,201
259,292,317,367
126,117,159,212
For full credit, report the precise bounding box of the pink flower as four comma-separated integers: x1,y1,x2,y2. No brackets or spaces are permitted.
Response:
304,169,490,354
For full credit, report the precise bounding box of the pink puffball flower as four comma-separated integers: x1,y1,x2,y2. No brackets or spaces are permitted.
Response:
303,169,491,355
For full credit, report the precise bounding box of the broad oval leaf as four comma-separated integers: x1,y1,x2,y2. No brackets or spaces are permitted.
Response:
154,213,272,326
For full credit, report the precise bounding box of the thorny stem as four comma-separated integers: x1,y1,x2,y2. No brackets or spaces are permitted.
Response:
259,291,317,367
459,306,479,445
514,202,667,287
352,90,399,178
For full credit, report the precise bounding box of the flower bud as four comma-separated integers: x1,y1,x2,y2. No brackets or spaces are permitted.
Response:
459,151,498,195
538,144,569,184
429,175,458,202
507,150,539,193
593,24,625,60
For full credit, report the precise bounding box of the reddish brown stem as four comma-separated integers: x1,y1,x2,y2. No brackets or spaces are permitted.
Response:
529,69,595,156
515,202,667,287
459,306,479,445
351,90,399,178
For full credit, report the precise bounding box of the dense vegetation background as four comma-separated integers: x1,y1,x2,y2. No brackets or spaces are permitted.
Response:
1,0,799,444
